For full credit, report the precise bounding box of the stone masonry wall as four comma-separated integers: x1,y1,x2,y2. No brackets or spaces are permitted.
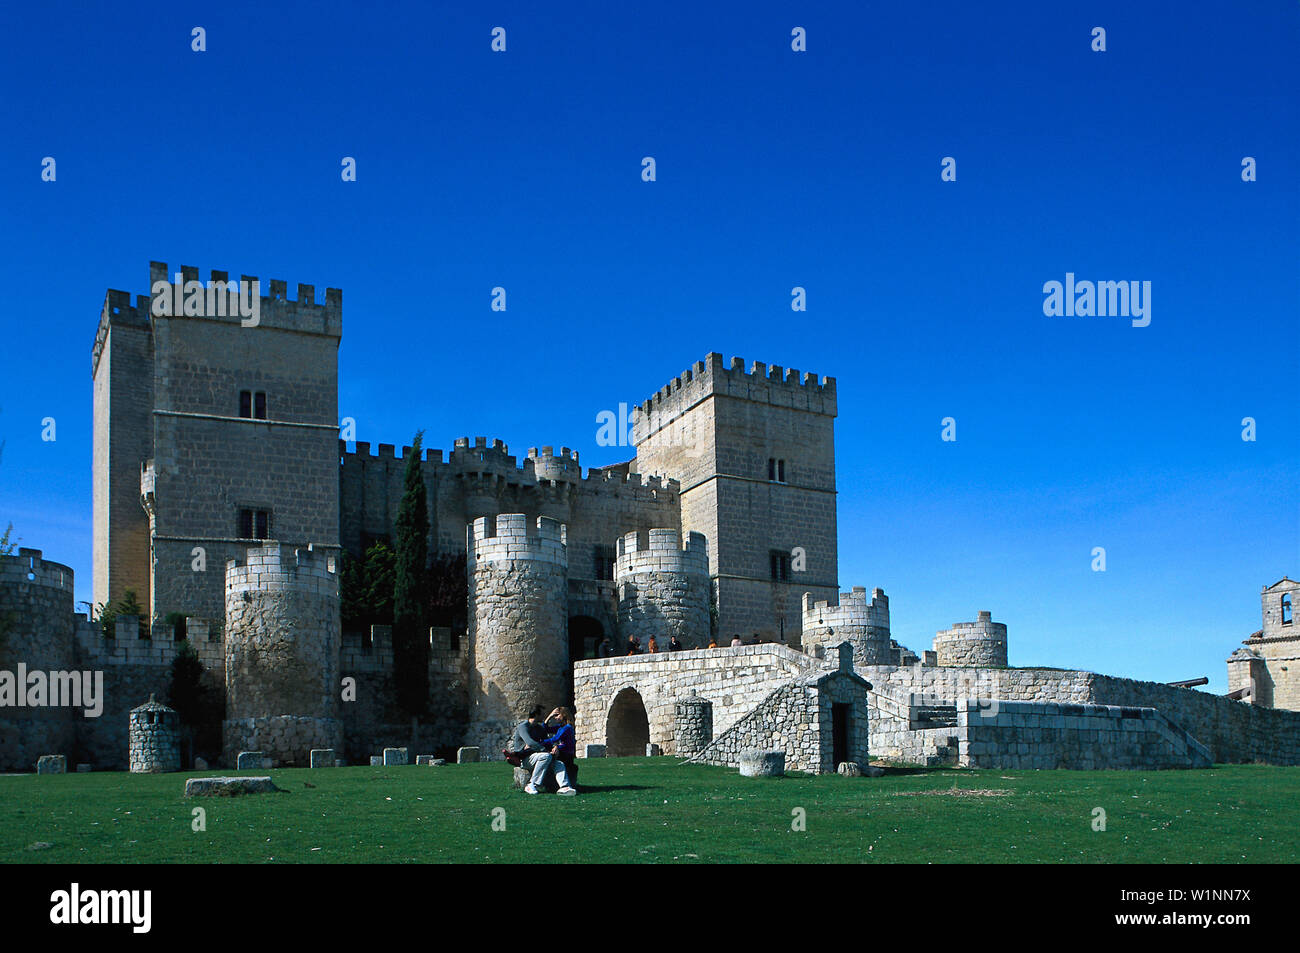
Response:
933,612,1008,667
0,551,78,771
615,528,710,649
688,666,871,774
573,643,816,755
802,587,892,665
223,542,342,765
466,515,568,756
957,699,1212,770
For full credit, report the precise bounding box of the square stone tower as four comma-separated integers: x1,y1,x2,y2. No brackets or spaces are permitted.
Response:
632,353,839,645
93,262,343,631
92,289,155,616
1231,577,1300,710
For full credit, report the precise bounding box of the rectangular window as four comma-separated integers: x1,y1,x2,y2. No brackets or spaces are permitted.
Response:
594,545,616,581
254,391,267,419
239,509,271,540
239,390,252,418
769,550,790,582
768,458,787,483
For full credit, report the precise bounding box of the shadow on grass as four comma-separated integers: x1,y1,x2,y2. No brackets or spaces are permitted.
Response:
571,785,654,795
869,763,962,776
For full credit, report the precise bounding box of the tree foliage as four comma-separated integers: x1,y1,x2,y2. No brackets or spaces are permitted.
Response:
392,432,430,715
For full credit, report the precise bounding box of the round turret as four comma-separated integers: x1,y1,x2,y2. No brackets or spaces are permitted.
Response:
222,542,342,767
933,611,1008,667
801,587,892,665
129,694,181,773
466,514,568,755
674,692,714,755
0,549,76,772
614,528,710,649
527,446,581,484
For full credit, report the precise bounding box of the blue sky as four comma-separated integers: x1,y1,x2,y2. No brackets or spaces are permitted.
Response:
0,1,1295,691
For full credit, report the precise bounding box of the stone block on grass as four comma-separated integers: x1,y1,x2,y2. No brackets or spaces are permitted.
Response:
739,750,785,778
184,776,281,797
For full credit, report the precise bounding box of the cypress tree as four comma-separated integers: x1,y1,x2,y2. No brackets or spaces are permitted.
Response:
392,431,430,715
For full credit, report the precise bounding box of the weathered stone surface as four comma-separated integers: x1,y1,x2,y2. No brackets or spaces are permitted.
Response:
583,744,606,758
36,755,66,774
465,515,569,757
236,751,264,770
129,694,180,773
837,761,863,776
674,693,713,755
383,747,408,766
456,746,480,764
184,776,281,797
194,757,209,771
310,748,335,768
738,749,784,777
646,743,663,756
222,544,343,767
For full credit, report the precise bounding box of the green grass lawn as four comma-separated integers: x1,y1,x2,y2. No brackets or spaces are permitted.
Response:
2,760,1296,864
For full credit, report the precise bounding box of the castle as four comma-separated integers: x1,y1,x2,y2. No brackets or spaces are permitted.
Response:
1,261,1298,773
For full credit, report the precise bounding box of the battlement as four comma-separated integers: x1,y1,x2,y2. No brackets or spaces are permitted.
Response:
225,541,338,592
615,528,709,577
577,466,680,500
147,261,342,338
528,445,581,482
802,586,890,628
0,549,74,593
933,612,1009,667
468,514,568,568
635,352,837,439
75,616,225,668
91,289,152,376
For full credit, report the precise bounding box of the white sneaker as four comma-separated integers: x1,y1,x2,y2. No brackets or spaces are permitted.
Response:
557,787,578,796
524,783,539,794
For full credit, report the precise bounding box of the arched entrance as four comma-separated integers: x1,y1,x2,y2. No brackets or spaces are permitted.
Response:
606,687,650,757
567,615,605,706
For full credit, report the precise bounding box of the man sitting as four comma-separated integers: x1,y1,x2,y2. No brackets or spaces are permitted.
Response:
511,705,555,795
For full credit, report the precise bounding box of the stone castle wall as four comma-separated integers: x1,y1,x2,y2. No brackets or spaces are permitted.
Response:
338,624,470,762
465,515,568,756
957,699,1212,770
0,550,78,771
573,643,817,755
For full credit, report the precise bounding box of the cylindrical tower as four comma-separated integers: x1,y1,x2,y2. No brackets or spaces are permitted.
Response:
801,586,892,665
222,542,342,767
129,694,181,773
614,528,710,649
933,611,1008,667
674,693,714,755
466,514,568,756
0,549,76,772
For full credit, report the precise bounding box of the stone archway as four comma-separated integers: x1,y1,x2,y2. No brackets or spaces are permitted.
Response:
606,687,650,757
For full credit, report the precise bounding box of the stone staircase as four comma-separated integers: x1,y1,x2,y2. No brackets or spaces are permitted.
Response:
912,704,958,729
